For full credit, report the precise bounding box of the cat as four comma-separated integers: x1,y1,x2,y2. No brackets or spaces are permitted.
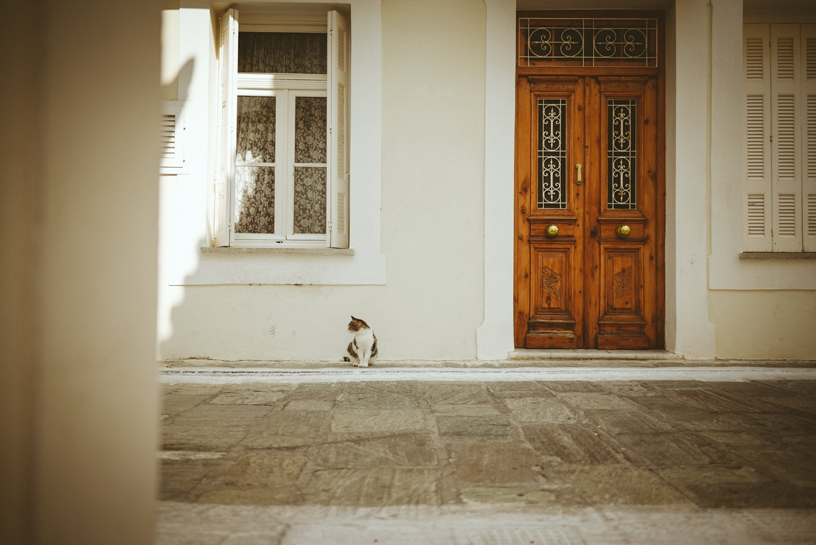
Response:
346,316,378,367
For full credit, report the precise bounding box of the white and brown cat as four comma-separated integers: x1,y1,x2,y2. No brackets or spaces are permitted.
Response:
346,316,378,367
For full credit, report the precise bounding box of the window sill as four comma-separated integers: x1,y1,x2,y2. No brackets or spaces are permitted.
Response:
739,252,816,260
201,246,354,256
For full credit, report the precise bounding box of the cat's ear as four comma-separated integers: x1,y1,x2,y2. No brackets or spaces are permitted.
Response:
351,315,357,321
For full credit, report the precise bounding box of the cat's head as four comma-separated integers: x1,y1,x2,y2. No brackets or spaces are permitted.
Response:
348,316,369,332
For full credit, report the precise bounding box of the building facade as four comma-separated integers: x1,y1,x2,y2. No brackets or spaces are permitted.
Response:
158,0,816,362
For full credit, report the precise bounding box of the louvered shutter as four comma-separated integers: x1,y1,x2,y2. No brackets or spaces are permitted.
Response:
213,9,238,246
803,25,816,252
770,24,803,251
744,25,772,251
328,10,350,249
160,102,185,172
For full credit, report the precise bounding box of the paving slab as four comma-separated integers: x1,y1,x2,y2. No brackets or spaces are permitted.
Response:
330,409,429,433
302,468,441,506
503,397,581,423
557,392,642,411
557,464,693,506
448,443,543,484
436,415,520,442
523,424,627,464
312,434,438,468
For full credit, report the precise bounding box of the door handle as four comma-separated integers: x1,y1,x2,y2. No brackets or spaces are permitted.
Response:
545,225,559,238
575,163,582,185
616,225,631,239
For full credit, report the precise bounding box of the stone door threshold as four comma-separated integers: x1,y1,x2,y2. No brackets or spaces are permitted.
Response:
509,349,682,360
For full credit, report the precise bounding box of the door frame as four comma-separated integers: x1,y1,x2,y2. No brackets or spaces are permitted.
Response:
513,10,666,349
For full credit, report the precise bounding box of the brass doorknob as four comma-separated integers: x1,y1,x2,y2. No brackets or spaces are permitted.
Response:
545,225,559,238
616,225,631,238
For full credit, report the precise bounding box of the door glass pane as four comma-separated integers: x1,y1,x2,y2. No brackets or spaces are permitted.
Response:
238,32,327,74
236,96,275,163
293,167,326,234
538,99,567,209
294,97,328,163
607,99,637,210
234,166,275,234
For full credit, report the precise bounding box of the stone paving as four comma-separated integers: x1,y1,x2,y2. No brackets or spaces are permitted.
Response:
159,378,816,512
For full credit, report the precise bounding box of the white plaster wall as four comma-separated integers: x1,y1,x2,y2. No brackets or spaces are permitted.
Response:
710,291,816,359
0,0,161,543
159,0,487,361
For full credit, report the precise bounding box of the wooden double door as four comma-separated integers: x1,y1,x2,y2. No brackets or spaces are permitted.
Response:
514,75,664,349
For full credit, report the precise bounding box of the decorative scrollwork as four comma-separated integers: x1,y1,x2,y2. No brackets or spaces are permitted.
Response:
538,99,567,209
542,266,562,307
519,18,657,68
613,266,633,299
607,99,637,210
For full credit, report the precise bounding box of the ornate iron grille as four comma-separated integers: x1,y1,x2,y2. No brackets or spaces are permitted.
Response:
519,18,658,68
607,99,637,210
538,99,567,209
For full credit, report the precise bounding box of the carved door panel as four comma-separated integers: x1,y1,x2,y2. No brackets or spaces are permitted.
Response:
515,75,664,349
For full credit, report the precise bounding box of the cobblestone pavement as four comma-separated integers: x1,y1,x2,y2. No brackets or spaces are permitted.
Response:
158,378,816,543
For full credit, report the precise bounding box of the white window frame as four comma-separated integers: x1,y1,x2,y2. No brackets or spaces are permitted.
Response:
212,9,349,250
231,87,329,248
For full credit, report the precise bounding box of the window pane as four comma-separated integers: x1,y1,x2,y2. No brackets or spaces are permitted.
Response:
238,32,327,74
538,99,567,209
607,99,637,210
236,96,276,163
293,167,326,234
294,97,327,163
234,166,275,234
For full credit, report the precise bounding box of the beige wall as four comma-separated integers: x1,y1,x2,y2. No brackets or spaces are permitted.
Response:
0,0,161,543
160,0,487,361
710,291,816,359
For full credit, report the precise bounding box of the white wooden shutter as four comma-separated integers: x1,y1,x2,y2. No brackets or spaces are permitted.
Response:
744,24,773,251
803,25,816,251
771,24,803,252
160,101,186,173
328,10,350,249
213,9,238,246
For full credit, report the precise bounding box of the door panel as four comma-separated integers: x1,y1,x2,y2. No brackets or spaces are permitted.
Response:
516,77,585,348
515,74,664,349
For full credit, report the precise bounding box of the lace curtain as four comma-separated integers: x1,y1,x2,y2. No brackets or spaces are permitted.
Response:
235,96,276,233
238,32,327,74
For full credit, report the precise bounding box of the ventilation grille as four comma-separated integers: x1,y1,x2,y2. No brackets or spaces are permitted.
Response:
747,95,765,178
777,95,796,178
337,83,345,177
746,37,764,80
776,38,795,79
337,192,346,234
807,38,816,79
809,194,816,236
748,194,766,236
809,95,816,178
778,194,796,236
338,27,346,72
161,114,176,157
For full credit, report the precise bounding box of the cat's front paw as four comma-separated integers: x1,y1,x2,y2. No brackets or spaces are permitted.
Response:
358,361,369,368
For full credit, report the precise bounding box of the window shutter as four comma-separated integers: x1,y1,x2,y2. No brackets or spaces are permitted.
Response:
744,25,772,251
803,25,816,251
327,10,350,249
771,24,803,251
160,102,186,173
213,9,238,247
